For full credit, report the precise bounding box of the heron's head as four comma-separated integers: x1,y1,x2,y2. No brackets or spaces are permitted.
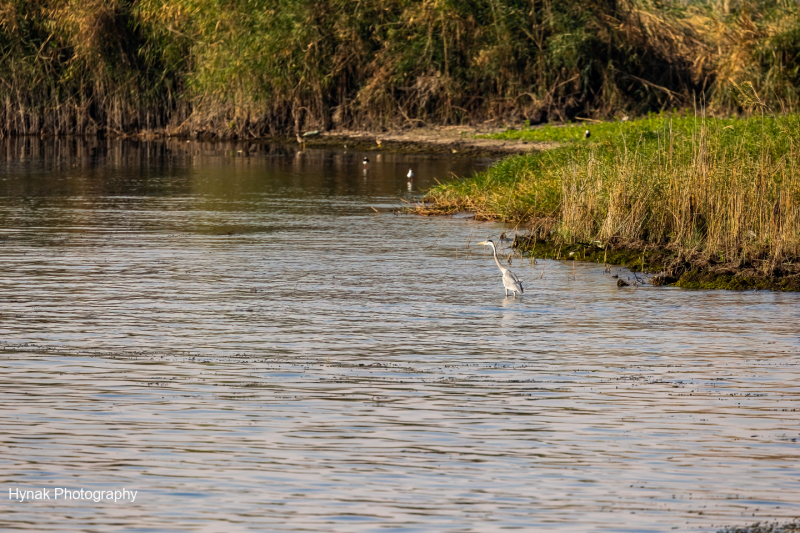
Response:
477,240,495,247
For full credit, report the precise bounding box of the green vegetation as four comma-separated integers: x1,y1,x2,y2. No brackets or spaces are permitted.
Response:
419,105,800,286
2,0,800,137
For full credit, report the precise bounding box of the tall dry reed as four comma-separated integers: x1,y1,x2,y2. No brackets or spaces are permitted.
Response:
3,0,800,138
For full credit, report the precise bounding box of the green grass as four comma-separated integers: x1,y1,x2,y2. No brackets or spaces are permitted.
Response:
422,112,800,270
482,112,788,148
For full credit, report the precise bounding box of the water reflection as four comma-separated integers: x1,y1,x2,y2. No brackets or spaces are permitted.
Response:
0,139,798,532
0,136,487,199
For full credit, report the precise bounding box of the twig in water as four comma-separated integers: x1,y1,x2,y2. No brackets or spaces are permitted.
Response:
430,223,447,249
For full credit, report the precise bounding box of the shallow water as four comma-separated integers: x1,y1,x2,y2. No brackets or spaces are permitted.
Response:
1,138,798,532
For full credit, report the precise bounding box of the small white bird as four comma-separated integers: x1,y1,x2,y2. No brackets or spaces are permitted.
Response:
407,169,414,178
478,239,524,298
363,157,369,165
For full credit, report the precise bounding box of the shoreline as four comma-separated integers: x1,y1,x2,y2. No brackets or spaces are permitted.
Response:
410,113,800,293
127,124,554,157
16,128,800,292
413,207,800,291
310,126,556,157
14,126,547,158
511,233,800,292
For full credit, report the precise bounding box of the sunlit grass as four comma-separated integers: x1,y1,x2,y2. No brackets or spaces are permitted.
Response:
482,113,782,147
423,113,800,269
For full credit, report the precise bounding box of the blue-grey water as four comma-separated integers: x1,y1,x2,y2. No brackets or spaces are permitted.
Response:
0,138,798,532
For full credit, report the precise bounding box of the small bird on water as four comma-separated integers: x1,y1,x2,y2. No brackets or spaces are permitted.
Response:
478,239,524,298
407,169,414,178
296,132,306,150
363,157,369,165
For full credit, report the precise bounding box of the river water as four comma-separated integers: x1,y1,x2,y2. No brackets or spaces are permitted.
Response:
1,138,798,532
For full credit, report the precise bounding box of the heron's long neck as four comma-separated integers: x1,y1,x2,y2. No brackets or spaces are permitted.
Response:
490,243,507,274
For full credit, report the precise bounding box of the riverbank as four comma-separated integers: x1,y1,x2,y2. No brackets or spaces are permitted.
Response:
509,234,800,291
133,123,549,157
293,126,556,157
414,112,800,291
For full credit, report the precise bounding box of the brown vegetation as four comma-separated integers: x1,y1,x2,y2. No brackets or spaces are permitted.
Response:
1,1,800,138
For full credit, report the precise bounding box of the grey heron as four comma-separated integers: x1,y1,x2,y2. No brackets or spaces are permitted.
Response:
478,239,524,297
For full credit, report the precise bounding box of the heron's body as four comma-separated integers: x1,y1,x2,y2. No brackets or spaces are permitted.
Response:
478,240,524,297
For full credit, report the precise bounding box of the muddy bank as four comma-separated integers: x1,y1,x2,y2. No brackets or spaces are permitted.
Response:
718,521,800,533
131,124,549,157
277,125,555,157
412,205,800,291
510,233,800,292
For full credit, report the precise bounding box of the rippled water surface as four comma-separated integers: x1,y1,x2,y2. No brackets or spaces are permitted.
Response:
1,139,799,532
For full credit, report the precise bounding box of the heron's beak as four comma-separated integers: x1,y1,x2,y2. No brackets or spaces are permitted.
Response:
477,241,487,245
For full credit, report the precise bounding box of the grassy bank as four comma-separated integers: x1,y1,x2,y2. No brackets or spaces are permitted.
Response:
2,0,800,138
416,108,800,290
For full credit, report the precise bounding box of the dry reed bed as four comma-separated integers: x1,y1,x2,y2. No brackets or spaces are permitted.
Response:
2,0,800,138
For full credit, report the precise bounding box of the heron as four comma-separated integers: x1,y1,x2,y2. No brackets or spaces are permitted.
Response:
296,132,306,150
478,239,524,298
